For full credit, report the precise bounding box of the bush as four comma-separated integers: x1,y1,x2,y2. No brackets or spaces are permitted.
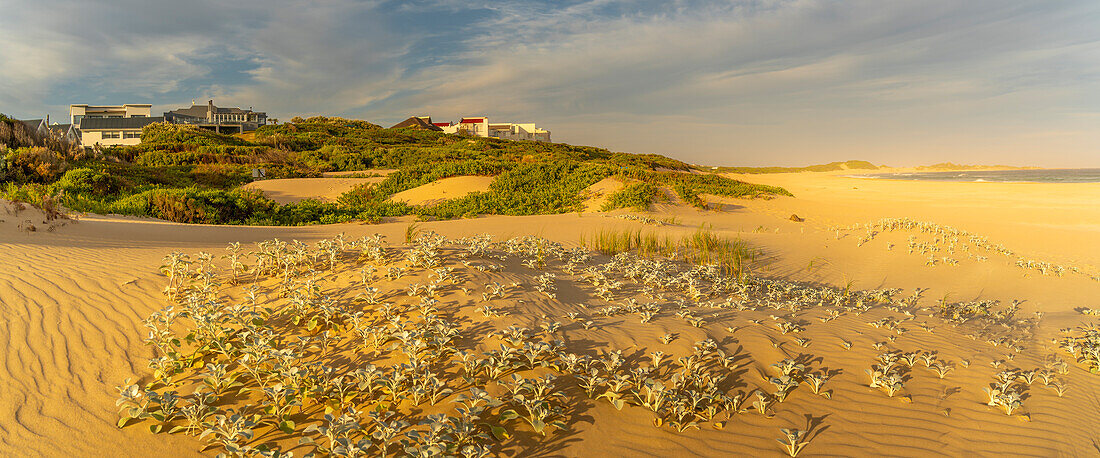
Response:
139,123,250,146
57,167,118,196
602,181,660,211
189,164,249,188
132,188,277,224
3,147,67,183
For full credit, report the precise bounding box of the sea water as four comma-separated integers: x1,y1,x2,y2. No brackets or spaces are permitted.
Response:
846,168,1100,183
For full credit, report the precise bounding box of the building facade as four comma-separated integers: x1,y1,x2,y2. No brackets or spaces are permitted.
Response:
432,116,551,142
488,122,551,142
163,100,267,133
69,104,152,126
78,116,164,147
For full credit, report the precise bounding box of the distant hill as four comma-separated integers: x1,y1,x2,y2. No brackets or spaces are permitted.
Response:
913,162,1040,171
710,160,880,174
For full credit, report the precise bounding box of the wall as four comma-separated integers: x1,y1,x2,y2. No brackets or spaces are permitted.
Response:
80,130,143,147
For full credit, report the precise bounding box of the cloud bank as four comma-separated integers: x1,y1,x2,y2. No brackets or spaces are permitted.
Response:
2,0,1098,166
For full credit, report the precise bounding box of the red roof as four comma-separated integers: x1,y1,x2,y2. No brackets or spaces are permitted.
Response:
432,122,451,127
460,117,486,123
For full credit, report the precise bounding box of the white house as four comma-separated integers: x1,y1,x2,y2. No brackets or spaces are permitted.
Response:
78,116,163,147
69,104,152,125
488,122,551,142
441,116,551,142
456,117,489,136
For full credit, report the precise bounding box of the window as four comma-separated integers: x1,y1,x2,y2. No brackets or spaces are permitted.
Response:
123,131,140,139
102,131,121,139
130,114,145,118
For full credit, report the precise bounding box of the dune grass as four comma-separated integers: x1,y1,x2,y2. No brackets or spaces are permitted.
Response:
583,226,756,275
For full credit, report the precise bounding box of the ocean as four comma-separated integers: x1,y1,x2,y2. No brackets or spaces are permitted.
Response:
846,168,1100,183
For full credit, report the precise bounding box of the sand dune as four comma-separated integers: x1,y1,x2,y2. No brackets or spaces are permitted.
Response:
243,177,384,204
387,176,494,206
581,177,632,212
1,172,1097,456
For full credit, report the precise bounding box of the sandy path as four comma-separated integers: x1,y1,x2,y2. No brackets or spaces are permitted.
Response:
243,177,384,204
387,176,494,206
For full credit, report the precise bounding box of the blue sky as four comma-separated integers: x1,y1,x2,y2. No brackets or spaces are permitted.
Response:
2,0,1099,167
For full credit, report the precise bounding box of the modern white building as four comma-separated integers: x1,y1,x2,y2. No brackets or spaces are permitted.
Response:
438,116,551,142
488,122,551,142
456,117,489,136
78,117,163,147
69,104,152,125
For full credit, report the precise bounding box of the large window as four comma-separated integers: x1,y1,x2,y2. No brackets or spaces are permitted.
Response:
103,131,121,139
123,131,140,139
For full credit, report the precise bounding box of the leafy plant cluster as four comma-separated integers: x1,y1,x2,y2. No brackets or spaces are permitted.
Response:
117,225,1082,456
601,181,660,211
1058,325,1100,374
120,231,855,456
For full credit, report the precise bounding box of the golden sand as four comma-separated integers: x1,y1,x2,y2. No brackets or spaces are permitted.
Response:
1,171,1097,456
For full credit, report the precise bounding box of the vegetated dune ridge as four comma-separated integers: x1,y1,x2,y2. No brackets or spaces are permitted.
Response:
0,170,1095,457
387,175,494,206
322,169,398,178
243,177,386,205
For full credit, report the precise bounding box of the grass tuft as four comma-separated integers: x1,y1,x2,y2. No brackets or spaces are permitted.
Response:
584,226,755,276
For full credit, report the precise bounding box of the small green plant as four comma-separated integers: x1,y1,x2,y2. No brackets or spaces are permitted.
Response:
405,222,423,243
777,428,809,457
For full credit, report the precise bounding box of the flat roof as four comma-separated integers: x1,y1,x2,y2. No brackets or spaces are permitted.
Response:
79,116,163,130
70,104,152,108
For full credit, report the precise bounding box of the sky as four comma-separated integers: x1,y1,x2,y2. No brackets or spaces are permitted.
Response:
1,0,1099,167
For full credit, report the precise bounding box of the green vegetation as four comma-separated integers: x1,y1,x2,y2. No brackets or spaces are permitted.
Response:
1,115,790,225
602,181,661,211
582,226,756,276
713,160,879,174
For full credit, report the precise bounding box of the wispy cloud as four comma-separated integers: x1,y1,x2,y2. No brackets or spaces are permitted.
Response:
1,0,1098,166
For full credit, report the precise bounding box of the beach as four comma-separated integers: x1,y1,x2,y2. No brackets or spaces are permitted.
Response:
1,170,1098,456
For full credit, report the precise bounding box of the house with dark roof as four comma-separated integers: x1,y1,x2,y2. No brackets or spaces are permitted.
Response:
79,116,164,147
18,117,81,145
163,100,267,134
390,116,443,131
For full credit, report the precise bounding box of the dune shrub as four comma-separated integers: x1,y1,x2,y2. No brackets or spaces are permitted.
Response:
3,147,68,183
602,181,660,211
139,123,250,146
128,188,276,224
57,167,118,196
